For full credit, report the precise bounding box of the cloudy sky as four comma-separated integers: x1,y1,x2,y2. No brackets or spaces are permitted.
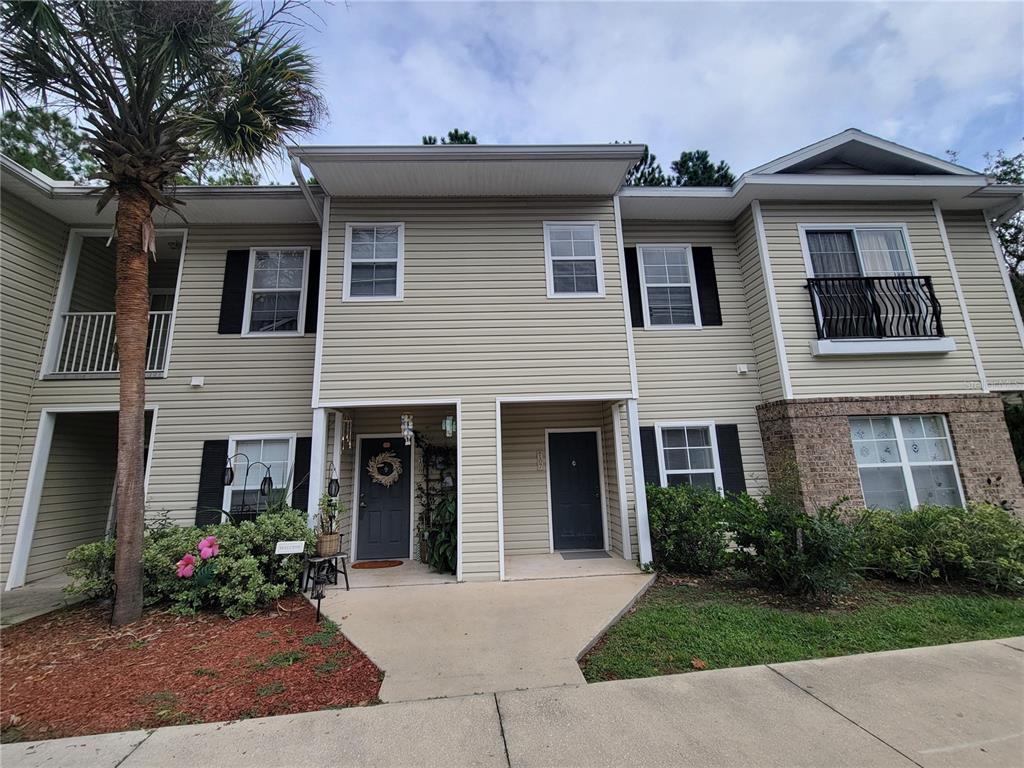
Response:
273,0,1022,182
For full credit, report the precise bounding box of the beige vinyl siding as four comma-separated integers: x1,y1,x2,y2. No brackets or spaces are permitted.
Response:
601,404,624,557
68,236,116,311
321,198,633,580
735,207,785,402
2,223,320,583
622,220,769,495
761,202,982,397
0,193,69,581
942,210,1024,390
26,412,118,582
500,401,618,556
335,405,455,561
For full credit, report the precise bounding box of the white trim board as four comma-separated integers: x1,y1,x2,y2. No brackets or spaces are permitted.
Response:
495,399,506,580
810,338,956,356
612,195,640,399
751,201,793,399
5,405,159,591
611,401,632,560
543,428,609,554
311,195,330,406
350,433,417,562
933,202,988,392
160,229,189,378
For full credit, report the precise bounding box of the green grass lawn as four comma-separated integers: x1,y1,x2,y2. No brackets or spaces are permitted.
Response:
581,576,1024,682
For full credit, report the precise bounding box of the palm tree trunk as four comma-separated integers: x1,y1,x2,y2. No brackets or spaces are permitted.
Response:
111,186,152,626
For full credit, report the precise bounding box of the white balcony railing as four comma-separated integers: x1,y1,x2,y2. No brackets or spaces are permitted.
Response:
54,311,172,375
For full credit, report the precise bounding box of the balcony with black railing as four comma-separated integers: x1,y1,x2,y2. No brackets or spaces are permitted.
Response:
805,275,945,341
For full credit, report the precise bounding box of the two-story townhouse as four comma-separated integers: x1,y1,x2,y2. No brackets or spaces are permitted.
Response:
2,128,1022,593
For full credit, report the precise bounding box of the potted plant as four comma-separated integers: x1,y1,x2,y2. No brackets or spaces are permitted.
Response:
316,493,342,556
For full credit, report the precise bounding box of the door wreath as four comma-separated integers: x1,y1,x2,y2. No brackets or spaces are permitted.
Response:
366,451,403,487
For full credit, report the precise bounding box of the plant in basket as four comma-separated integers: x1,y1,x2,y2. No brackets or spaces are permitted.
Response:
316,493,343,556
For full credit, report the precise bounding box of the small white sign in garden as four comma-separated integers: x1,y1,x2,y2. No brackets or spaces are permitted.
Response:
275,540,306,555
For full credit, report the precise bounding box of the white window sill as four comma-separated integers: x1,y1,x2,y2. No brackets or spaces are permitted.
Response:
810,337,956,357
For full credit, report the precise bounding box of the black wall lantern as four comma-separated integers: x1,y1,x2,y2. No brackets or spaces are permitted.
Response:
326,461,340,498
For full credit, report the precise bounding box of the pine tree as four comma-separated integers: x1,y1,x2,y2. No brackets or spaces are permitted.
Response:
671,150,736,186
422,128,478,145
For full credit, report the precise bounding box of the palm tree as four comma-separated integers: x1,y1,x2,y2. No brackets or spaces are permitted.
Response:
2,0,325,625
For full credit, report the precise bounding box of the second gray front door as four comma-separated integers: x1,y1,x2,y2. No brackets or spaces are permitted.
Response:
357,437,411,560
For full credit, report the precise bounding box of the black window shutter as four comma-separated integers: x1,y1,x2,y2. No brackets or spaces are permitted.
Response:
639,426,661,486
623,247,645,328
218,250,251,334
304,249,321,334
196,440,228,526
291,437,312,512
692,246,722,326
715,424,746,494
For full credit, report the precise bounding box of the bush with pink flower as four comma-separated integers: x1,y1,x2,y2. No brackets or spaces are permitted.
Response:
66,509,315,619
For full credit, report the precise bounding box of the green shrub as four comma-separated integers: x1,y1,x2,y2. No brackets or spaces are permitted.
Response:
727,495,860,598
645,483,730,574
66,508,315,618
64,538,116,598
858,503,1024,593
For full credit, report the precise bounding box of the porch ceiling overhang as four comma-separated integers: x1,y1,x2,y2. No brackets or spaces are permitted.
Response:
618,176,1024,221
288,144,645,198
0,156,321,226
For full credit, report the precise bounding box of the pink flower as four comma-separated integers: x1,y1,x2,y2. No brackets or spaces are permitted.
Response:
176,553,196,578
198,536,220,560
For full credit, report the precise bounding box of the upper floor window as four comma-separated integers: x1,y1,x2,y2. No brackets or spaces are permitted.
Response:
344,223,404,301
638,244,700,327
656,424,721,489
803,226,914,277
543,222,604,297
243,248,309,335
850,415,963,509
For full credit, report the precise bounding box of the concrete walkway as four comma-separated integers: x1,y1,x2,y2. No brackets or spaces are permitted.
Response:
5,638,1022,768
0,575,83,627
318,573,654,702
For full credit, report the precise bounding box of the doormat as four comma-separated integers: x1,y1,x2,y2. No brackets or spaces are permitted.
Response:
352,560,404,569
560,551,611,560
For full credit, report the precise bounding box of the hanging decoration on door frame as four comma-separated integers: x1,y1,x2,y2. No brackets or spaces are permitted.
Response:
366,451,403,487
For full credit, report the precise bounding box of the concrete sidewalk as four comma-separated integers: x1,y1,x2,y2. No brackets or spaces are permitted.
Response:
5,638,1022,768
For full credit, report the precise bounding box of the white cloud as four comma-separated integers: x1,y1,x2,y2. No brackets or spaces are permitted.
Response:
271,1,1023,181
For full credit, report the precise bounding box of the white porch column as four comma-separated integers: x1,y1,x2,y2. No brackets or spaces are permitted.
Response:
307,408,327,527
625,398,652,564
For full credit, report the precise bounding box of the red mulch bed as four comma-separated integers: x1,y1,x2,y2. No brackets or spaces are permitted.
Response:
0,595,381,743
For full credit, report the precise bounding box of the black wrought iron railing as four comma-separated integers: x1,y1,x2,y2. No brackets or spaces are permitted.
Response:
805,276,944,340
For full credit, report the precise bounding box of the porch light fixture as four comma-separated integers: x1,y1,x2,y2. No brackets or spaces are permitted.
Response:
327,462,341,498
442,415,456,438
401,412,414,446
339,413,353,450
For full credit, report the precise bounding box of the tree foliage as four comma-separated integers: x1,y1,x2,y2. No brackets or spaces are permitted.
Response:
670,149,736,186
1,106,97,182
621,144,735,187
422,128,477,145
2,0,324,625
623,145,669,186
984,146,1024,313
1,0,324,212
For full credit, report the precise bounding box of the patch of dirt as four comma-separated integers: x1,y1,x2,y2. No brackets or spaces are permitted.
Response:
0,596,381,743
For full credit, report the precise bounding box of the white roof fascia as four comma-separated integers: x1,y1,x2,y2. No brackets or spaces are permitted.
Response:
288,144,645,163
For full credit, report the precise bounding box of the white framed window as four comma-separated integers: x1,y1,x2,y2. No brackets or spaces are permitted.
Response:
343,223,404,301
637,244,701,328
655,422,723,490
850,415,964,509
543,221,605,298
242,247,309,336
799,224,915,278
223,434,297,517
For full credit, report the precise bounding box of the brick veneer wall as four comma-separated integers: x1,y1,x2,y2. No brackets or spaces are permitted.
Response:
756,393,1024,514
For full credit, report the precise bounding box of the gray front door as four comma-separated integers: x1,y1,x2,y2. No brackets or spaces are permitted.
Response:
357,437,411,560
548,431,604,550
